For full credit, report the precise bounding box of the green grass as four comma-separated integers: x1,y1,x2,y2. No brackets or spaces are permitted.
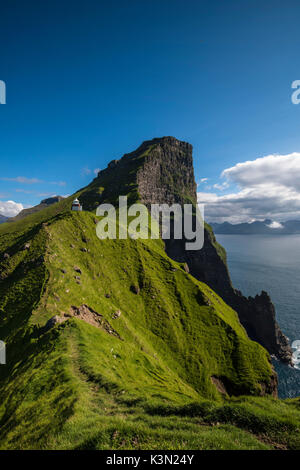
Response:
1,315,300,449
0,144,299,449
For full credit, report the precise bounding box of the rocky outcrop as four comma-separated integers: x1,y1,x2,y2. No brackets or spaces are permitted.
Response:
133,137,292,364
42,305,122,339
136,137,196,206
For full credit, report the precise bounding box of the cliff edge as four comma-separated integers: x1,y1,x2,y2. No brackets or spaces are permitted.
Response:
107,136,292,364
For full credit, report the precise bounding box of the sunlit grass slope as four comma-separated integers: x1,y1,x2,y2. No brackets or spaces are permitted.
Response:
0,142,299,449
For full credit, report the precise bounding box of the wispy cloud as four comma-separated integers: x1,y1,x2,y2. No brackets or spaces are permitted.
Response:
213,182,229,191
1,176,42,184
197,178,208,187
81,167,92,176
1,177,66,186
15,189,34,194
50,181,66,186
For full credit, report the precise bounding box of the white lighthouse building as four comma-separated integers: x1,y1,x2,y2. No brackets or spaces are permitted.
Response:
71,198,82,211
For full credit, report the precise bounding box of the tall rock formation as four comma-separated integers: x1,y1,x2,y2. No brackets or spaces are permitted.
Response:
94,136,291,363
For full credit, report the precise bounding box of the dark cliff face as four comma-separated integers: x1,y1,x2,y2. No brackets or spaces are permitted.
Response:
136,137,197,206
134,137,292,364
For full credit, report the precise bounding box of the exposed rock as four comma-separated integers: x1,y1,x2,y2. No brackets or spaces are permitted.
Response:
211,376,228,396
112,309,121,319
80,247,88,252
183,263,189,273
3,253,10,260
74,266,82,274
42,307,122,339
130,285,140,295
23,243,31,250
105,293,111,298
136,137,196,207
69,304,122,338
259,370,278,398
43,315,65,332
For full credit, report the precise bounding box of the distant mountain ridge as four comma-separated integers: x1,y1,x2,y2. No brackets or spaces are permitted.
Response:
8,196,65,222
0,214,9,224
211,219,300,235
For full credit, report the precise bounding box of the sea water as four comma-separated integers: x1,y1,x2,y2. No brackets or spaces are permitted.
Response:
216,234,300,398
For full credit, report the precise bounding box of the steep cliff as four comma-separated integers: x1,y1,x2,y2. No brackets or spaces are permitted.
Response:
115,136,291,364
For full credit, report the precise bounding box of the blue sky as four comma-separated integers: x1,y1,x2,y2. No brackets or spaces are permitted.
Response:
1,0,300,221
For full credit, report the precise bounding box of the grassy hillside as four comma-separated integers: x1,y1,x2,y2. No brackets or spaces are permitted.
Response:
0,162,300,449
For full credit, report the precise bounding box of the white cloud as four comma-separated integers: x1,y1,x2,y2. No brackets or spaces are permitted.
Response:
213,182,229,191
0,200,24,217
266,221,284,229
198,152,300,223
94,168,101,175
222,153,300,191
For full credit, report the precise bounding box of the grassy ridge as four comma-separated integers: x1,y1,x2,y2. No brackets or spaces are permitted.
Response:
0,162,299,449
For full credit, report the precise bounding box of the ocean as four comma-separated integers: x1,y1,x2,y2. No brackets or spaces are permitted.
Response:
215,234,300,399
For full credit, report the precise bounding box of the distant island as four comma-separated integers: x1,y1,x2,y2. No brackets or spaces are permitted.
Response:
211,219,300,235
0,197,65,224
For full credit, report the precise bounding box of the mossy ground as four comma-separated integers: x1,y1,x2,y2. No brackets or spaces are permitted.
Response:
0,174,299,449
